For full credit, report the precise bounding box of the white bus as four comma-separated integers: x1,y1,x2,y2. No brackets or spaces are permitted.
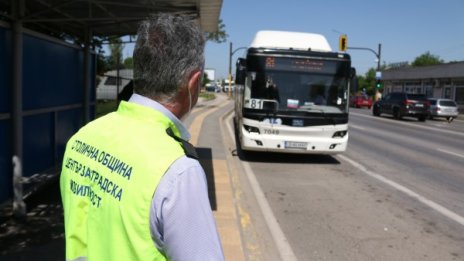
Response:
234,31,356,154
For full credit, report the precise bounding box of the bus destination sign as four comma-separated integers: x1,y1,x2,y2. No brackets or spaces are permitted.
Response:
264,57,337,74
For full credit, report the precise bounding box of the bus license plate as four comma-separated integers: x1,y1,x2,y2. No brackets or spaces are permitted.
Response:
285,141,308,149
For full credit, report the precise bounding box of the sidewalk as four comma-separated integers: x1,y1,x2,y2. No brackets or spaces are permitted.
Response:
0,93,243,260
190,93,245,261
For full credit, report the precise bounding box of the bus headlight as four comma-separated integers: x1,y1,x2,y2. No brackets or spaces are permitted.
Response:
332,130,347,138
243,124,260,134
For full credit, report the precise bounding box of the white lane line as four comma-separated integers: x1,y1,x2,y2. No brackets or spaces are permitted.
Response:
437,148,464,159
349,124,366,131
350,112,464,137
338,154,464,227
225,113,298,261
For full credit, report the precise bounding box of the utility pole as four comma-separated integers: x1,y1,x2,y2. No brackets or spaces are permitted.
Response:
228,42,232,98
376,44,382,72
348,43,382,99
228,42,247,98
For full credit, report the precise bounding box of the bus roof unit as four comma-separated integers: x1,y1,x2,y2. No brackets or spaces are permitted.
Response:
249,30,332,52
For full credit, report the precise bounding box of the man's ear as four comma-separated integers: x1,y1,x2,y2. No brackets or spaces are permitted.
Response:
188,70,203,93
186,70,203,106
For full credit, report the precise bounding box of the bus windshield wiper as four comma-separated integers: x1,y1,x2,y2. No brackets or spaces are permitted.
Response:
298,105,325,113
297,106,336,124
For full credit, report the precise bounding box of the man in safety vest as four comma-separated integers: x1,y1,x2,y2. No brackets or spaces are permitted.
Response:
60,13,224,260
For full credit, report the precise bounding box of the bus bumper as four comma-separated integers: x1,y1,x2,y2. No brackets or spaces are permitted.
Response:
240,131,348,155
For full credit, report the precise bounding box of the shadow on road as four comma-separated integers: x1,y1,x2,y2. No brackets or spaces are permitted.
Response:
197,147,217,211
236,149,340,165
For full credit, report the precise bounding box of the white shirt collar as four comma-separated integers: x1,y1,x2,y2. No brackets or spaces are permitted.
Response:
128,93,191,141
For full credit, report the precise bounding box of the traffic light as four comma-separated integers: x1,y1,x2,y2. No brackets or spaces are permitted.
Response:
376,79,382,89
339,34,347,52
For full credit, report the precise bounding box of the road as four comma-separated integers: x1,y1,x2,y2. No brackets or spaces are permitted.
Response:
348,108,464,219
216,100,464,261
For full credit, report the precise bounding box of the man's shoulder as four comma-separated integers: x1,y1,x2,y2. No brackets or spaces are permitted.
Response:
170,155,202,173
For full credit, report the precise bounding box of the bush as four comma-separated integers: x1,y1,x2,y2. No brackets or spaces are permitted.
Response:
96,100,118,118
199,92,216,101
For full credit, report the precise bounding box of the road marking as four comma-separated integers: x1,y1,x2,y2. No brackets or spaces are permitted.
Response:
338,154,464,227
437,148,464,159
350,111,464,137
349,124,366,131
225,113,298,261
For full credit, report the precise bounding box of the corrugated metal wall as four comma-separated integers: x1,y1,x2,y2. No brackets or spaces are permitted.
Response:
0,25,96,203
0,26,12,203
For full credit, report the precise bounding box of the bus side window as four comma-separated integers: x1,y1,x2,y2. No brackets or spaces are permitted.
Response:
235,58,246,85
244,74,252,100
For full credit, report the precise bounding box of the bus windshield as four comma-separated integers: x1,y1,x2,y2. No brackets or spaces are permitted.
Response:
244,70,349,114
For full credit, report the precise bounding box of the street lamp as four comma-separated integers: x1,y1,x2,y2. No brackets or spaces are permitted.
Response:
347,44,382,72
347,43,382,100
228,42,247,97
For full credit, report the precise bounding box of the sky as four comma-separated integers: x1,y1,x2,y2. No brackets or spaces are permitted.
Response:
122,0,464,79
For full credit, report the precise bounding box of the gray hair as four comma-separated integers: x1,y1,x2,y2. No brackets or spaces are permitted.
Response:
133,13,205,102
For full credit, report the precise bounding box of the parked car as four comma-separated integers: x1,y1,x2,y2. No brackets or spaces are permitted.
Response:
223,84,235,93
372,92,429,121
350,94,372,109
205,83,220,92
428,98,459,122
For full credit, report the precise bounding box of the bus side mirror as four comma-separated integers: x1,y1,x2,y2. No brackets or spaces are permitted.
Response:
350,67,356,79
349,67,358,93
235,58,246,85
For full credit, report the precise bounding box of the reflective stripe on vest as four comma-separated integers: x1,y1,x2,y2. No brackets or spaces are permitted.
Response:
61,101,187,261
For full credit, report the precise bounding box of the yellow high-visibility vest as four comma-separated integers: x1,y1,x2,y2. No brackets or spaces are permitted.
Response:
61,101,187,261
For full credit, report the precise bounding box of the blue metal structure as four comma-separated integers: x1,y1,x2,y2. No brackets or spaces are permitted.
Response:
0,24,12,203
0,0,223,215
0,24,96,203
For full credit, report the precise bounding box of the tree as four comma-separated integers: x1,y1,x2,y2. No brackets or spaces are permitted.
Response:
123,57,134,69
202,72,211,87
205,19,228,43
103,18,227,73
96,49,110,75
108,38,124,70
355,68,376,96
412,51,443,67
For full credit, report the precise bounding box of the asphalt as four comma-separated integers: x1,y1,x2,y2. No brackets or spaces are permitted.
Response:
0,93,243,261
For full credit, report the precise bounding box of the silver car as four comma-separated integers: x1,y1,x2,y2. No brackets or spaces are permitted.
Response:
428,98,459,122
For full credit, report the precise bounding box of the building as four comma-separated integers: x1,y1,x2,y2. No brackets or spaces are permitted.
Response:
204,68,216,82
97,69,133,100
382,62,464,111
